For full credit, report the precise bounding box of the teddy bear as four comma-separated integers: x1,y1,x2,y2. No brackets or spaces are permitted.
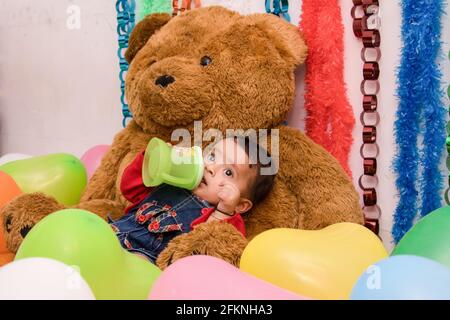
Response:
1,6,363,269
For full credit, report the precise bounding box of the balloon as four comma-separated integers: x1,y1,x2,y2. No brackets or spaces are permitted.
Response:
0,171,22,209
0,153,31,166
80,145,110,180
0,212,15,266
0,252,14,267
392,206,450,268
149,255,307,300
351,255,450,300
240,223,388,300
0,258,95,300
0,153,87,206
0,172,21,267
15,209,161,300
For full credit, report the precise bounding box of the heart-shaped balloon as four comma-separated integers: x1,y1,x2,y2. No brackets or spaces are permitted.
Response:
149,255,307,300
351,255,450,300
240,223,388,300
0,153,87,206
15,209,161,300
392,206,450,268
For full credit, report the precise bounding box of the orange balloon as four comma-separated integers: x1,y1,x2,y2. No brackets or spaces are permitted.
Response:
0,171,22,209
0,252,14,267
0,213,11,255
0,171,21,263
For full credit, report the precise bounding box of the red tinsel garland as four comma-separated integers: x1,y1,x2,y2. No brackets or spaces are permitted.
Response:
300,0,355,177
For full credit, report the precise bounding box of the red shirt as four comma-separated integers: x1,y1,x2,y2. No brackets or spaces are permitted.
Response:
120,151,246,237
190,207,246,237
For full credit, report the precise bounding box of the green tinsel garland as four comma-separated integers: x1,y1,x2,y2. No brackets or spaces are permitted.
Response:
137,0,172,21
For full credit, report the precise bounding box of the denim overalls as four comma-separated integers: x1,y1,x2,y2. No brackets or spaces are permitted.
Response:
109,184,212,264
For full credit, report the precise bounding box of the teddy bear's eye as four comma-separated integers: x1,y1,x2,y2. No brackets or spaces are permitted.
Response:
148,59,156,67
200,56,212,67
20,226,32,239
5,215,12,233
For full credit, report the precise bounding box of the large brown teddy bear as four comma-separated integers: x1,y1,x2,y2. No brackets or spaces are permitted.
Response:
1,6,363,269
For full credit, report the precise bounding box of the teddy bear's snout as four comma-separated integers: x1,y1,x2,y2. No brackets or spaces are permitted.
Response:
155,74,175,88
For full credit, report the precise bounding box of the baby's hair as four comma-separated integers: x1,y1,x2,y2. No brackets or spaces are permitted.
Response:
233,135,276,205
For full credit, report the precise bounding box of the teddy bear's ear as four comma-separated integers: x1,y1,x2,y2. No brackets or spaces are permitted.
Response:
242,14,307,67
125,13,171,63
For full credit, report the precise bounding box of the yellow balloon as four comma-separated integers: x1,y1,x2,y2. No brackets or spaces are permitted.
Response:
240,223,388,300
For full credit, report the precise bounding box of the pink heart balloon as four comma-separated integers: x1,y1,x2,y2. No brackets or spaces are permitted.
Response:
80,145,110,180
148,255,308,300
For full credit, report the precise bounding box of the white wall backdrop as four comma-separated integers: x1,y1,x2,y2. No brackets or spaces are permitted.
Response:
0,0,449,251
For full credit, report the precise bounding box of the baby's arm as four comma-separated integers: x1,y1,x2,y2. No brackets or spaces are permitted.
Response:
207,183,241,221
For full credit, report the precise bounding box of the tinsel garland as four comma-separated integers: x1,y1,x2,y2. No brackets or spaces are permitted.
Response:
265,0,291,22
137,0,172,20
116,0,172,127
446,50,450,205
300,0,355,177
392,0,445,243
116,0,136,127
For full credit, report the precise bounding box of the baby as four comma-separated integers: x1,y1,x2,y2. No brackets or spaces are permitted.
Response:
109,136,275,264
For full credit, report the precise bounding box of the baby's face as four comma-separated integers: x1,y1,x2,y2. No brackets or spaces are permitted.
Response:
193,138,256,205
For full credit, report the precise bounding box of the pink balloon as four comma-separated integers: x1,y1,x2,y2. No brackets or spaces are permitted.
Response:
80,145,110,179
148,255,308,300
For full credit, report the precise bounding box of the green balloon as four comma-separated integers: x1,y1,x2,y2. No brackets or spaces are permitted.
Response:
0,153,87,206
15,209,161,300
392,206,450,268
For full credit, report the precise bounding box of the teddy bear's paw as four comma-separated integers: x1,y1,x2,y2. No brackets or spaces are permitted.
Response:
75,199,126,221
156,222,248,270
1,192,65,252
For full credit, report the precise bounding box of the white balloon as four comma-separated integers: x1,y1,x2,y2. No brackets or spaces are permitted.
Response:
0,153,32,166
0,258,95,300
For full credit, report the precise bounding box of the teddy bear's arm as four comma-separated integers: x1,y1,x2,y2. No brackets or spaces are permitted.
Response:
277,126,364,229
156,221,247,270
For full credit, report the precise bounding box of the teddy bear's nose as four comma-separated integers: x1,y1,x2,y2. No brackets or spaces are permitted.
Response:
155,75,175,88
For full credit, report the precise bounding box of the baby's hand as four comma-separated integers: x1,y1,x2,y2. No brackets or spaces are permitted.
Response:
217,183,241,215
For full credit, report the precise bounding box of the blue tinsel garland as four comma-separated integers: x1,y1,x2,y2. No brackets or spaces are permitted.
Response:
392,0,446,243
265,0,290,22
116,0,136,127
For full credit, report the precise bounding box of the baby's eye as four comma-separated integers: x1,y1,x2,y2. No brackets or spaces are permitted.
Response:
224,169,233,177
207,152,215,162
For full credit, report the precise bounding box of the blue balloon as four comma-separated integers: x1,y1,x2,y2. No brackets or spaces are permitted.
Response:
351,255,450,300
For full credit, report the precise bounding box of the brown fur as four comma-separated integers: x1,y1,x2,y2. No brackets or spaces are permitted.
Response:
1,7,363,267
1,193,65,252
156,222,247,269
